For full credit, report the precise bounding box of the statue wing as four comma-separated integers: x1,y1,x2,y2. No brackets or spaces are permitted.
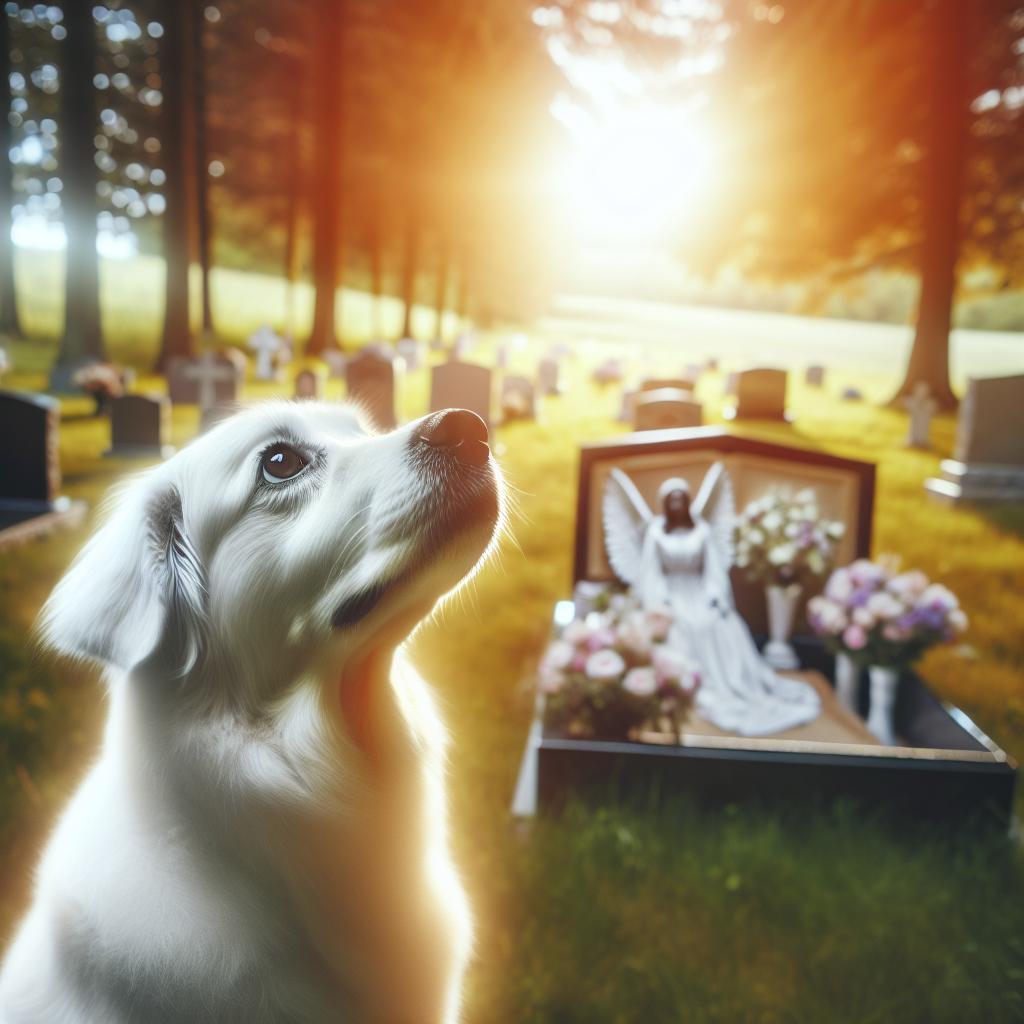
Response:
602,468,653,587
693,462,735,570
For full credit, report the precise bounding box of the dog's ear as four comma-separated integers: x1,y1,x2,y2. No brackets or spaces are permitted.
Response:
40,478,207,674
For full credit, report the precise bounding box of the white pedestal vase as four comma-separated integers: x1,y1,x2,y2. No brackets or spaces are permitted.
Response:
834,653,860,714
866,665,900,746
764,584,801,671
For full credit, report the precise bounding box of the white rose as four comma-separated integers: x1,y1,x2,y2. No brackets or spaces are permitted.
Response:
562,620,589,645
853,607,876,629
769,544,795,566
762,512,783,532
622,667,658,697
747,528,765,546
585,649,626,681
867,592,903,620
544,640,575,670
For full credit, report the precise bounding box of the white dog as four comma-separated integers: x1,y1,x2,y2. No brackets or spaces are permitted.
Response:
0,401,502,1023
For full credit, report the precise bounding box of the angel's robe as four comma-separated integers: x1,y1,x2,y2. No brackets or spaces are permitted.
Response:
639,517,820,737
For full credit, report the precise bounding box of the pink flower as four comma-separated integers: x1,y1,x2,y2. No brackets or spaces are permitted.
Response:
622,667,657,697
843,624,868,650
646,610,673,642
543,640,574,671
586,628,618,653
539,665,566,694
562,620,589,645
585,649,626,681
652,644,690,683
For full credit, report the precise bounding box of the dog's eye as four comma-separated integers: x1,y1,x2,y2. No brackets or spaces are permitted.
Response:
261,444,308,483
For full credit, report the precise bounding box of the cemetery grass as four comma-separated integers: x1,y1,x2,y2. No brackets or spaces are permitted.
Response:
0,356,1022,1022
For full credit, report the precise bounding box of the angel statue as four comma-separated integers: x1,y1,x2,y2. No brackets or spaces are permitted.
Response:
603,464,820,737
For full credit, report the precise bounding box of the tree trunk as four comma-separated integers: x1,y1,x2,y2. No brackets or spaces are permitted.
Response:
283,56,303,340
368,197,382,340
307,0,343,355
156,0,200,370
53,0,103,374
192,3,213,336
399,212,418,339
891,0,967,410
0,10,20,338
433,246,448,345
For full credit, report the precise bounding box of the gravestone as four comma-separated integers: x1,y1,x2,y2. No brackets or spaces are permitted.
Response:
641,377,694,395
926,374,1024,502
247,325,288,381
538,357,562,396
725,368,788,421
633,387,703,432
903,381,937,449
168,353,243,406
175,353,242,431
593,358,624,384
0,390,86,547
104,394,174,458
501,375,537,421
323,350,348,378
294,367,326,401
395,337,423,371
805,365,826,387
346,350,398,429
452,332,474,359
430,361,493,431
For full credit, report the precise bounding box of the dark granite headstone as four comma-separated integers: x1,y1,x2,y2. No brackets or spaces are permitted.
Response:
105,394,173,458
346,350,397,429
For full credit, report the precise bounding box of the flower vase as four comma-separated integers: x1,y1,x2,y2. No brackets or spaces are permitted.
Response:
865,665,900,746
833,652,860,713
764,584,801,671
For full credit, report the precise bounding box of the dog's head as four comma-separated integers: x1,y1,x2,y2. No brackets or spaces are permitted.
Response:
41,402,502,704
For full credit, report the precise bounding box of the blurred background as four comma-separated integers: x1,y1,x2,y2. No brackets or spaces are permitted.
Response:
0,2,1023,1022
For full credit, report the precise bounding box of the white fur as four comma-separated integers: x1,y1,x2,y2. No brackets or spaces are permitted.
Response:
0,402,503,1023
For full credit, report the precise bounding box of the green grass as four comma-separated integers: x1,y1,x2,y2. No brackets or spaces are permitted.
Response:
0,336,1022,1022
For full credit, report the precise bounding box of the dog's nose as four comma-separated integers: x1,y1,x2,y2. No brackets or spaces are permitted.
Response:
420,409,490,466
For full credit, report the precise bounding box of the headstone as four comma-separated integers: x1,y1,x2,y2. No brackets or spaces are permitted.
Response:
926,374,1024,502
247,325,288,381
346,350,397,429
180,353,242,431
903,381,937,449
430,361,493,431
633,387,703,432
452,332,474,359
323,350,347,379
395,337,423,371
104,394,174,458
805,365,826,388
168,353,243,406
593,358,624,385
725,368,788,421
537,357,562,396
294,367,326,401
501,375,537,421
0,390,86,546
641,377,694,395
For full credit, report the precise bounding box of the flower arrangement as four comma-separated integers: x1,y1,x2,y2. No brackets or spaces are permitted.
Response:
734,487,845,587
72,363,124,414
807,557,968,668
539,592,700,741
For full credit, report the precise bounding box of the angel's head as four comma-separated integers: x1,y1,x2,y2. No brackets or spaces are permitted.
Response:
658,477,693,528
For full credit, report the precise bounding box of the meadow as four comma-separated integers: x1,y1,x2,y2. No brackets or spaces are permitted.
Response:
1,320,1023,1021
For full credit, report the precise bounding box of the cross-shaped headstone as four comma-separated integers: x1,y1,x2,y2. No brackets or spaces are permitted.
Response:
183,353,238,419
903,381,938,449
247,325,287,381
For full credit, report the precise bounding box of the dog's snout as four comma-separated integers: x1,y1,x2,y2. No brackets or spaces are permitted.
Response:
419,409,490,466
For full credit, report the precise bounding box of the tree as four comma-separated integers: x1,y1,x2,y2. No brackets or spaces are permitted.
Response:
0,10,21,339
51,0,103,378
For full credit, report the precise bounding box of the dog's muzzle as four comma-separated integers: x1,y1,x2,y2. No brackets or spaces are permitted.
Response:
417,409,490,466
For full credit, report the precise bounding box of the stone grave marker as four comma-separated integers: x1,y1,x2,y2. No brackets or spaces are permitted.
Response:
294,367,326,401
538,356,562,396
642,377,694,395
633,387,703,432
903,381,937,449
430,361,493,431
395,337,423,371
104,394,174,458
0,390,86,547
176,353,242,431
168,353,243,406
725,368,788,421
247,325,288,381
926,373,1024,502
805,365,826,388
593,358,624,384
501,375,537,421
323,350,348,378
346,350,398,429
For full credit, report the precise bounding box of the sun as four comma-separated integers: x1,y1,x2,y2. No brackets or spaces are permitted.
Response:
552,102,716,244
